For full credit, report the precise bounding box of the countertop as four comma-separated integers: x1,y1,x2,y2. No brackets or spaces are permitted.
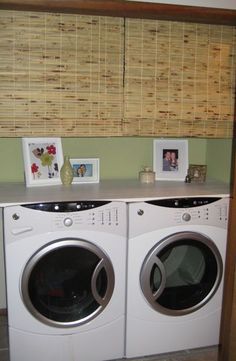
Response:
0,179,231,207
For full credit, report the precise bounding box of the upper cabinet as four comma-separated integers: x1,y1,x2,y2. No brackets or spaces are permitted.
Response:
127,0,236,10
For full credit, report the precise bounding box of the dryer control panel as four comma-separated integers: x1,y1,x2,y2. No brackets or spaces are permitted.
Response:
129,197,230,237
146,197,229,226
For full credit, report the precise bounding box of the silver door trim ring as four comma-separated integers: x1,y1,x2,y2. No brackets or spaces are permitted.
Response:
21,238,115,328
140,231,223,316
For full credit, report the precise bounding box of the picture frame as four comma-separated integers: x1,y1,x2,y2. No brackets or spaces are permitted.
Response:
70,158,100,184
188,164,207,183
22,137,63,187
153,139,188,181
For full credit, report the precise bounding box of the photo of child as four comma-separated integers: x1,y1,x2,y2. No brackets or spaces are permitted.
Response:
73,163,93,177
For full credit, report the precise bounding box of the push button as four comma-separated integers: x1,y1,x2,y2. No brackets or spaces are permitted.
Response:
137,209,144,216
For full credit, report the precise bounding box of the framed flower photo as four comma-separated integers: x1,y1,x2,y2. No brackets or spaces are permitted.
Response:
22,138,63,187
70,158,100,184
153,139,188,181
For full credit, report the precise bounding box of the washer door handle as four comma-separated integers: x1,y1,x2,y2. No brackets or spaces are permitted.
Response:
91,259,108,307
152,256,166,300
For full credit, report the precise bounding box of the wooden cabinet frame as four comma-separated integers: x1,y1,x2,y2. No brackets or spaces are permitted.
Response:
0,0,235,358
0,0,235,25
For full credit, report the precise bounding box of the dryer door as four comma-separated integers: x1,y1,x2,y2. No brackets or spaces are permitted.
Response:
21,238,115,327
140,231,223,315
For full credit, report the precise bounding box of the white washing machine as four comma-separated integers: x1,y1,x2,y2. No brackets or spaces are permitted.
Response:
126,196,229,358
3,200,127,361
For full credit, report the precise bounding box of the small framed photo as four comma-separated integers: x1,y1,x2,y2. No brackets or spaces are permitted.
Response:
22,137,63,187
188,164,207,183
153,139,188,181
70,158,100,184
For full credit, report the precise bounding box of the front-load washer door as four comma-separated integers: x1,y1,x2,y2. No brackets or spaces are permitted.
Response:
140,231,223,315
21,238,114,327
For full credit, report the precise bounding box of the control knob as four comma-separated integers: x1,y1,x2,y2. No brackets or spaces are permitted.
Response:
64,217,73,227
182,213,191,222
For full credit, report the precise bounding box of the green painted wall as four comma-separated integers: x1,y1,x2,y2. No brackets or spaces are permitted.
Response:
0,137,231,183
206,138,233,183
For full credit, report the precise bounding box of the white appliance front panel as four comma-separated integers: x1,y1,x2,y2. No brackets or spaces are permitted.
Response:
4,202,127,336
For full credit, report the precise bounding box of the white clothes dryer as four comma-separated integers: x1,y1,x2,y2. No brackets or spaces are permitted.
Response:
126,196,229,358
3,201,127,361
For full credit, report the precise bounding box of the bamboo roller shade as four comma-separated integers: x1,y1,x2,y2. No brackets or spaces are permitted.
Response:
0,11,124,137
0,11,235,138
124,19,236,138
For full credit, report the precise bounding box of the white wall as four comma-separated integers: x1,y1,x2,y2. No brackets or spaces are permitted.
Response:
128,0,236,10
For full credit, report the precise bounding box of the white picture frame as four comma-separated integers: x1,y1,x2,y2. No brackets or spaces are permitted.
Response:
153,139,188,181
22,137,63,187
70,158,100,184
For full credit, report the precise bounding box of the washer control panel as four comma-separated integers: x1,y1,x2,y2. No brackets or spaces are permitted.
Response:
22,201,108,213
21,201,121,229
4,201,126,240
52,205,119,229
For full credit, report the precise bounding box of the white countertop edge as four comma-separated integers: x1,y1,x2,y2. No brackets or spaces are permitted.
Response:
0,179,230,207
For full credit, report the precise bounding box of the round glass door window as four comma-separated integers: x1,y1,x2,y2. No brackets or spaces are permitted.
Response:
21,239,115,327
140,232,223,315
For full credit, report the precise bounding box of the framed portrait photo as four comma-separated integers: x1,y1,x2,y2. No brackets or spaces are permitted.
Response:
22,137,63,187
153,139,188,181
70,158,100,184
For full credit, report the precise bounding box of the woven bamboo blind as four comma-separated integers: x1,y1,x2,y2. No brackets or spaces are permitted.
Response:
0,10,124,136
0,12,235,138
124,19,236,138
